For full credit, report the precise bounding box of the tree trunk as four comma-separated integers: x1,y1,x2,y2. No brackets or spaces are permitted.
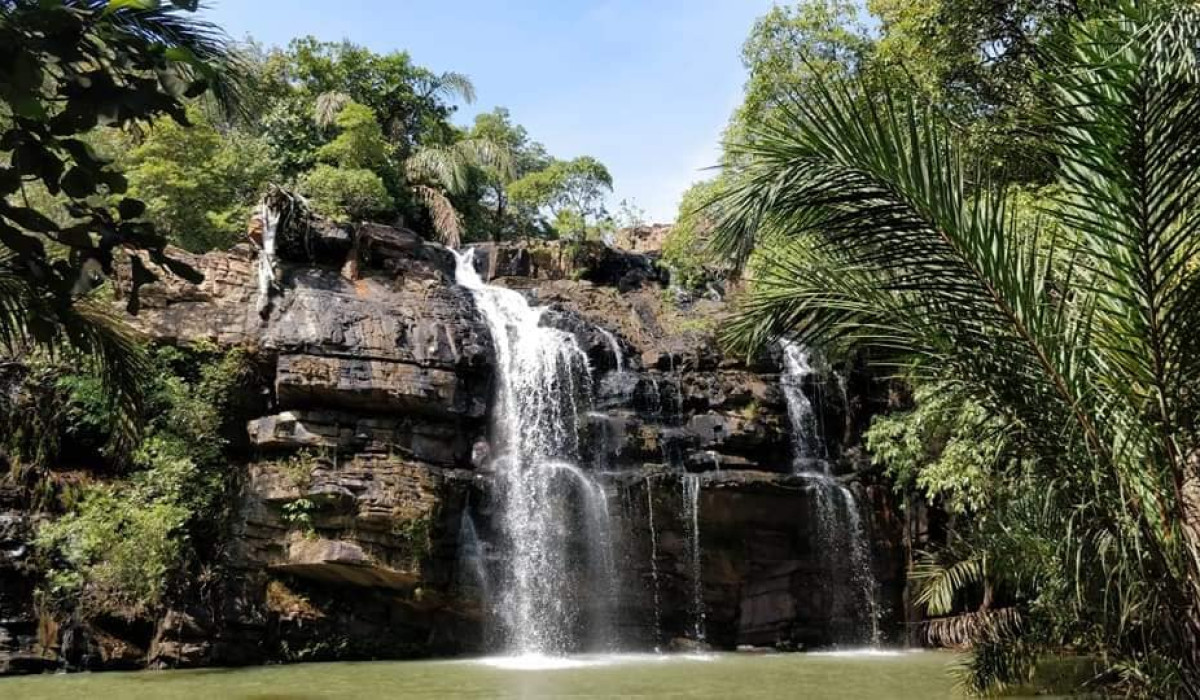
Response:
1179,462,1200,693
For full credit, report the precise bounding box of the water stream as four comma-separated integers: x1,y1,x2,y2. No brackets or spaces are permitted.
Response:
682,473,706,642
645,476,663,650
455,506,490,603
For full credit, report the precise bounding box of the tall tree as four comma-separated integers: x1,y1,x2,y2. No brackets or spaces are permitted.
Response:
711,2,1200,694
120,107,278,252
300,100,393,222
403,135,514,247
507,156,613,241
467,107,549,240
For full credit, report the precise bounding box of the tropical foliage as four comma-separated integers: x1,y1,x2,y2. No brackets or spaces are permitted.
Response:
108,36,613,248
0,0,243,447
5,344,258,615
710,1,1200,695
507,155,613,241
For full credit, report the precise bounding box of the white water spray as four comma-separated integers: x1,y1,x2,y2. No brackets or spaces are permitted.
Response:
255,200,280,316
455,249,616,654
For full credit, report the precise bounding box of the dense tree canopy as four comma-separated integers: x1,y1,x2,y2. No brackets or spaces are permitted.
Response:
508,155,613,241
704,1,1200,695
92,35,614,250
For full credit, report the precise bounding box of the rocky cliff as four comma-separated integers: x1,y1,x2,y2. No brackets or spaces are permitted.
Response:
0,219,909,674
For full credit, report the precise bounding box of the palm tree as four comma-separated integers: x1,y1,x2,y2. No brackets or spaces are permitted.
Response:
0,0,248,449
709,2,1200,695
404,139,514,247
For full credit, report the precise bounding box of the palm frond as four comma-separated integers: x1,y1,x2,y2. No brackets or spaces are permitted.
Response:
314,91,352,128
412,184,463,248
406,145,469,195
89,1,254,119
434,71,476,104
911,550,988,616
706,3,1200,690
924,607,1023,649
0,252,148,452
457,138,516,182
711,73,1097,463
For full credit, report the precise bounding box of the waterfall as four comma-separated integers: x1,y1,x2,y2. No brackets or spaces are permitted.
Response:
779,339,880,645
455,506,490,603
255,199,280,317
645,476,662,650
682,473,706,642
454,249,617,655
780,341,826,470
598,327,624,374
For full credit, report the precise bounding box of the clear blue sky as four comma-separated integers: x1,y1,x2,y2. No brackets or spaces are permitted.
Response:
201,1,773,223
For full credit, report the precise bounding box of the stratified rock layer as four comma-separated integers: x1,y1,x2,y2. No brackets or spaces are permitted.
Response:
1,229,909,674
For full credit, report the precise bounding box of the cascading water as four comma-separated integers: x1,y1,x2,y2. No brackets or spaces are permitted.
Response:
682,473,706,642
254,198,280,317
454,249,617,655
645,476,663,650
455,506,490,602
598,327,624,374
780,340,880,645
780,342,826,468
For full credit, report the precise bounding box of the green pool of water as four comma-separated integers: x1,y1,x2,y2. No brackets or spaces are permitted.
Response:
0,650,989,699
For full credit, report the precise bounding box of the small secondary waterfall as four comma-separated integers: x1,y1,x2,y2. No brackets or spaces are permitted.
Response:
682,473,706,642
454,249,617,655
780,340,880,645
598,327,624,373
781,342,826,467
645,476,663,649
254,198,280,317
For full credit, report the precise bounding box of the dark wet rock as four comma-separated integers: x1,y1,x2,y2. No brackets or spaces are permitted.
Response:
466,240,666,290
148,610,212,669
611,471,904,650
2,224,910,675
247,410,472,466
274,354,486,419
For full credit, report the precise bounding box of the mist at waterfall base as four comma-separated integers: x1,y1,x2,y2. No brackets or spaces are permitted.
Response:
451,250,883,667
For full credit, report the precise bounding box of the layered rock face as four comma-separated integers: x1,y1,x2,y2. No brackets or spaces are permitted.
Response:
0,222,908,673
457,245,906,650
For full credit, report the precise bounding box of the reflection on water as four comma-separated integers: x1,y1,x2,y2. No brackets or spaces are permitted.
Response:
0,651,999,699
475,652,719,671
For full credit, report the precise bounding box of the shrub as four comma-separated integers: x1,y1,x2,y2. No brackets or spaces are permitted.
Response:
300,164,392,222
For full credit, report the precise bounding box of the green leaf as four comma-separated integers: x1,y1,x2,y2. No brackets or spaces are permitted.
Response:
126,254,160,315
60,138,110,169
117,198,147,220
9,95,47,120
100,170,128,195
0,168,21,197
183,78,209,99
163,46,198,65
150,249,204,284
56,223,96,249
61,167,97,199
0,222,47,257
103,0,160,14
1,204,60,233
